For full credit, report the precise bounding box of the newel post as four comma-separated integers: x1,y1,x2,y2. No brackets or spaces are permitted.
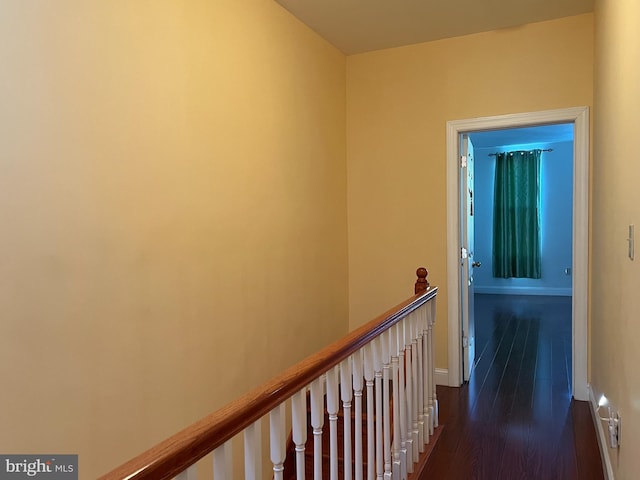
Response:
414,268,429,294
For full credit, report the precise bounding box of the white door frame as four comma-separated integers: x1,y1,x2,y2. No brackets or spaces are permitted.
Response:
445,106,589,401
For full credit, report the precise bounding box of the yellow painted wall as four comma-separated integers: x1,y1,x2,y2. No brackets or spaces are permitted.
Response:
346,14,594,368
592,0,640,476
0,0,347,477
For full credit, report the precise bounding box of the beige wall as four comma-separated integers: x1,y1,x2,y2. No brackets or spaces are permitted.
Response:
0,0,348,477
592,0,640,476
346,14,594,368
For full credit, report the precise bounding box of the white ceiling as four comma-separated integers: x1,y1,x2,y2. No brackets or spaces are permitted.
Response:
274,0,594,55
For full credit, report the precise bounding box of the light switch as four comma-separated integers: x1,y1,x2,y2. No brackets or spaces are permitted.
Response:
629,225,635,260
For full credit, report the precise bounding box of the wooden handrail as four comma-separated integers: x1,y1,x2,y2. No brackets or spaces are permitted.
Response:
99,269,436,480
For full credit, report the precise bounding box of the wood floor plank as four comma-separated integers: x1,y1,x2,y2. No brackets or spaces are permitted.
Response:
573,400,607,480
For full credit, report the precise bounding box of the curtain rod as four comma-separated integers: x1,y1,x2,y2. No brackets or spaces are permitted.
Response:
488,148,553,157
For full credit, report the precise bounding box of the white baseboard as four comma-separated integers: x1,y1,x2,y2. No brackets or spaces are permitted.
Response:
474,286,572,296
588,384,615,480
435,368,449,386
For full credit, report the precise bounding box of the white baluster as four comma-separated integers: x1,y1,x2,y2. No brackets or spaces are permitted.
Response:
310,377,325,480
244,420,263,480
390,324,402,480
418,305,431,445
397,323,408,480
175,465,197,480
213,440,233,479
364,343,375,480
422,304,432,441
422,306,432,437
353,350,364,480
381,330,392,480
327,366,340,480
271,404,286,480
416,308,426,451
430,299,438,429
410,313,420,463
372,337,383,480
292,389,308,480
341,358,354,480
403,317,414,473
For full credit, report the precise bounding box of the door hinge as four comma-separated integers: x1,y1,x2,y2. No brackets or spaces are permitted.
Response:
461,247,468,259
460,155,467,168
462,336,469,348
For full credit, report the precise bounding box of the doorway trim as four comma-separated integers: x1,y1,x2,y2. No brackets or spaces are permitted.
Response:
445,106,589,401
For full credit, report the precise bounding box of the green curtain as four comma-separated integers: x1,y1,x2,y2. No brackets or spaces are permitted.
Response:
492,150,541,279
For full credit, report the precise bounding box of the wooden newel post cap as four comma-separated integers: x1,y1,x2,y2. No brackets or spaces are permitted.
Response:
415,267,429,294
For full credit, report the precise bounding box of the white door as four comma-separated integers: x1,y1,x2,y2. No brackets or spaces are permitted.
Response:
461,135,476,382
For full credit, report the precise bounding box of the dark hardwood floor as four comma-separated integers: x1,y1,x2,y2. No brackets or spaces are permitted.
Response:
421,294,603,480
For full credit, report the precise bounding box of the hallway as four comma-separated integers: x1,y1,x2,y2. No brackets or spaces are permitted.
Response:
422,294,603,479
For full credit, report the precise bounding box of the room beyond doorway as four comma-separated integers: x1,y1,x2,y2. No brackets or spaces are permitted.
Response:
468,124,574,297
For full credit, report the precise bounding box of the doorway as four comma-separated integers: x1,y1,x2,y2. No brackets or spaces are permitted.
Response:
460,123,573,385
445,107,589,401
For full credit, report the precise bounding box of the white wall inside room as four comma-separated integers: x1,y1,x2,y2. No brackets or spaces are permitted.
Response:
470,125,573,296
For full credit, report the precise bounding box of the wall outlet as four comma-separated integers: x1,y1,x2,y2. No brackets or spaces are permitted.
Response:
608,411,620,448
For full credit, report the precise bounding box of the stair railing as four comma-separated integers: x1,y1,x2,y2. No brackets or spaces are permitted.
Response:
99,268,438,480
